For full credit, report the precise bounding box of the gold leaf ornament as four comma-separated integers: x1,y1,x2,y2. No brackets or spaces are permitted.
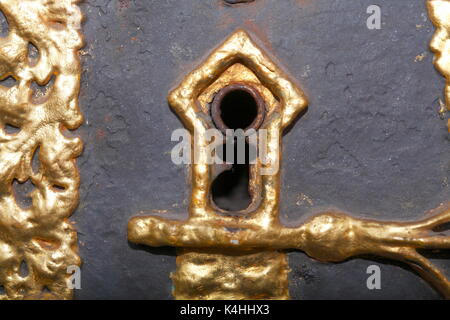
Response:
0,0,83,300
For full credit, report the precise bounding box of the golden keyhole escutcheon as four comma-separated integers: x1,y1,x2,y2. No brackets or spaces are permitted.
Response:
129,29,450,300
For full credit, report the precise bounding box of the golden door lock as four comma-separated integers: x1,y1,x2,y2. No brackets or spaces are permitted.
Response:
128,30,307,299
128,30,450,300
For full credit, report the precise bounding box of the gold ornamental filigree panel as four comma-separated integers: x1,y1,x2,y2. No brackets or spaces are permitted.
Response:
129,29,450,300
0,0,83,300
429,0,450,131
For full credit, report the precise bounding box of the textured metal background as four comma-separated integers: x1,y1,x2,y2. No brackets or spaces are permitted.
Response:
75,0,450,299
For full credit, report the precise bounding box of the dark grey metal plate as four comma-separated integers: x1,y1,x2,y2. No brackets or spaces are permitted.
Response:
75,0,449,299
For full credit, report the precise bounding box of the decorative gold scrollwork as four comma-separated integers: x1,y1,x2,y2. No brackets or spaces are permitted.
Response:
0,0,83,300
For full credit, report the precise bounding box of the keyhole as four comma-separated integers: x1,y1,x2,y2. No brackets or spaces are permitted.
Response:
218,90,257,129
212,143,253,212
211,83,265,133
210,83,265,212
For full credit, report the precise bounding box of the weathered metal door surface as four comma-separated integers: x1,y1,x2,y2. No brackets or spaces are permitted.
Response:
1,0,450,300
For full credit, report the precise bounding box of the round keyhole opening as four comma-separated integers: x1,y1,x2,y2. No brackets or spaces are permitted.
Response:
211,83,265,133
220,90,257,129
